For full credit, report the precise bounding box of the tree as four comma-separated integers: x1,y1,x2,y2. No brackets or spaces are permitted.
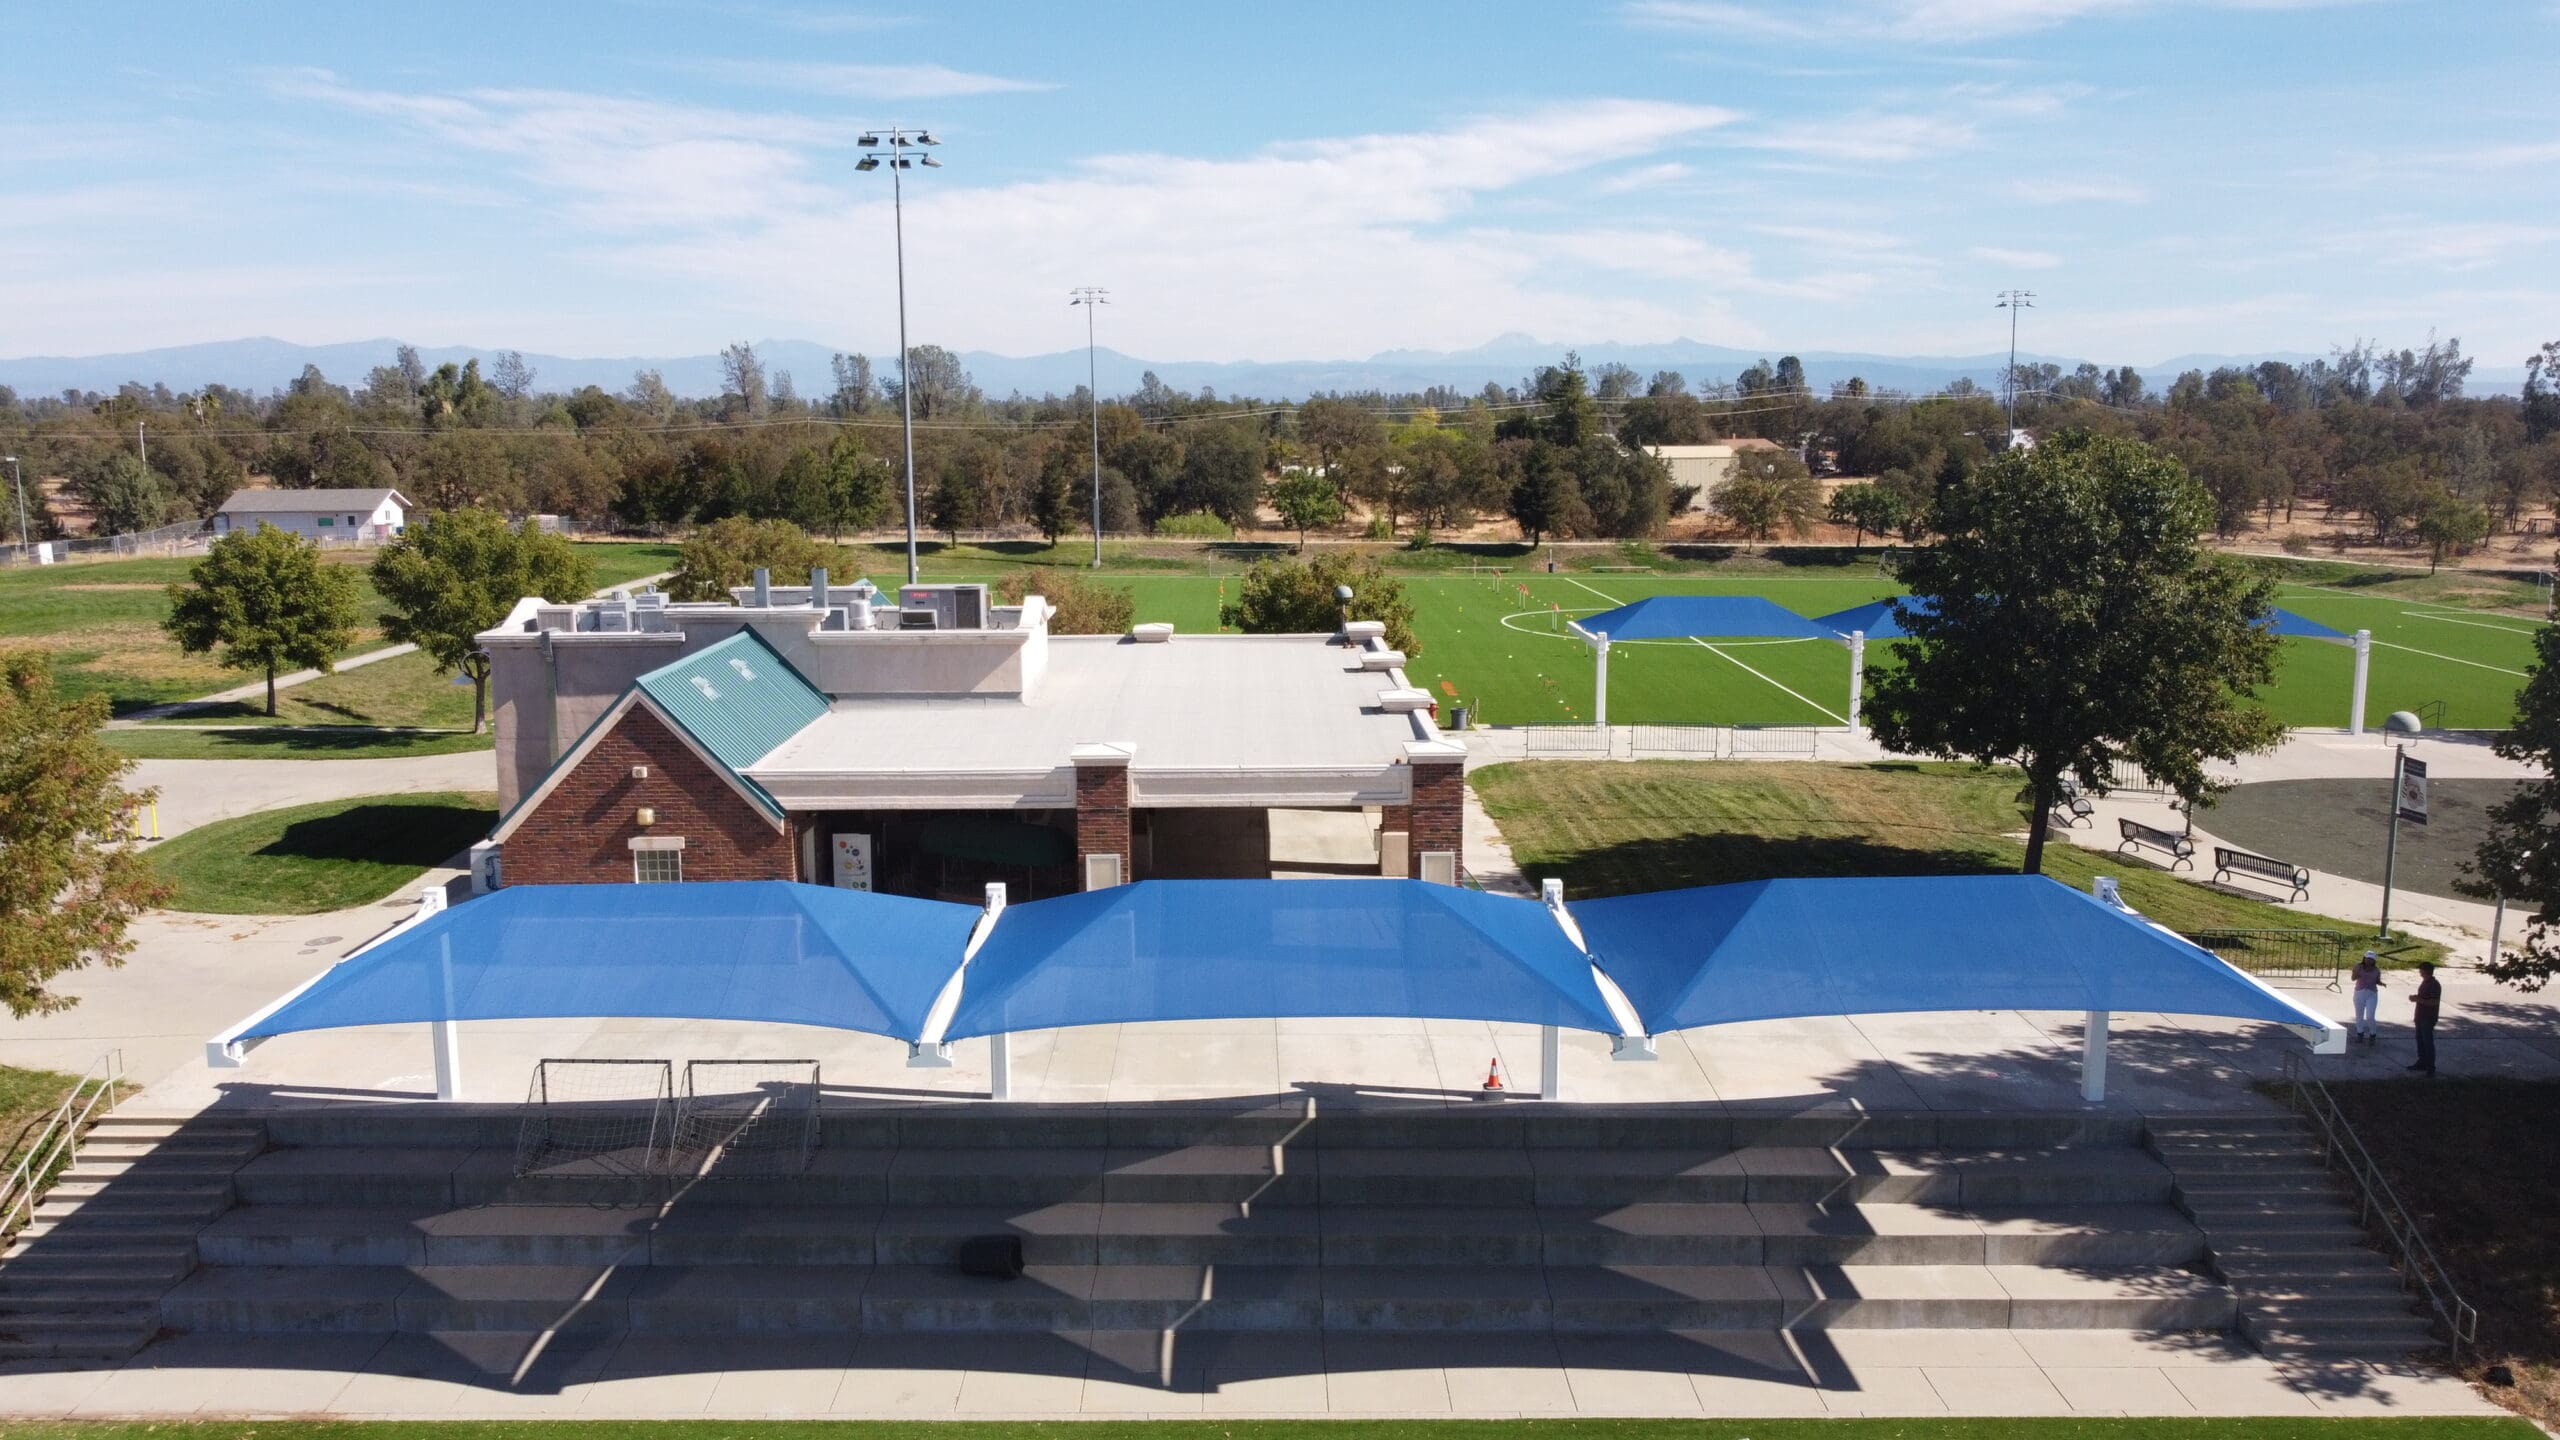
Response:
1219,551,1419,656
1267,469,1344,552
822,433,893,538
70,451,169,534
0,649,168,1016
419,359,497,428
669,516,841,601
1173,423,1267,527
1714,450,1820,546
1866,431,2285,875
830,352,876,416
162,523,364,716
491,350,537,403
1826,481,1910,552
370,510,596,732
1031,442,1084,546
1297,398,1383,498
995,569,1134,635
2467,623,2560,988
890,345,979,420
1502,438,1586,544
2414,495,2490,573
720,342,768,419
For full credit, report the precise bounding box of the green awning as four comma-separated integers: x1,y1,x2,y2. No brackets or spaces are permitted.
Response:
917,816,1075,869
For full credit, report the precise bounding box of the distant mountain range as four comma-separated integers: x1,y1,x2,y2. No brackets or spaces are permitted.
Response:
0,332,2525,403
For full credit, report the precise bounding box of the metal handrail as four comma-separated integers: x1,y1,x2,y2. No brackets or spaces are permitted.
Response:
2279,1050,2480,1361
0,1049,125,1239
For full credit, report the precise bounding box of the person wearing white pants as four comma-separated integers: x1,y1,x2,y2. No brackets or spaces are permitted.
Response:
2350,951,2384,1044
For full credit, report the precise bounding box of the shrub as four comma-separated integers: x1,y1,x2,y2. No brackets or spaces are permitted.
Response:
995,569,1135,635
1218,551,1420,656
1154,511,1233,540
2280,533,2313,556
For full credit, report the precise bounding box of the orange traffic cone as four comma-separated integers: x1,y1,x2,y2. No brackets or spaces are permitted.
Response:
1481,1057,1506,1093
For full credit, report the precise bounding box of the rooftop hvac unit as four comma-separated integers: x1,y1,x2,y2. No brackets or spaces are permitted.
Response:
632,591,667,611
591,605,631,633
897,583,988,631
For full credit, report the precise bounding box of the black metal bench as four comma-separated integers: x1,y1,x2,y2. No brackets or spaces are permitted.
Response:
2052,779,2096,830
2215,847,2311,901
2117,817,2195,870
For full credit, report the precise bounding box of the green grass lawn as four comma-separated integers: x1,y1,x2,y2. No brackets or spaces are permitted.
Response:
147,791,496,914
0,1063,81,1170
142,649,484,729
0,1420,2536,1439
0,542,674,716
103,726,494,760
1475,759,2441,961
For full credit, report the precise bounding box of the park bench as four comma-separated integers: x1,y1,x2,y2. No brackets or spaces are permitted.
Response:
2117,818,2196,870
2051,778,2096,830
2215,847,2312,902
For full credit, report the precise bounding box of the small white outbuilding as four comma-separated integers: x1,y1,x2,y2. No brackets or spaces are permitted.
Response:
212,488,409,543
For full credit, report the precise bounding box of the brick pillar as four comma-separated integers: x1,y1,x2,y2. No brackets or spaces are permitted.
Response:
1406,751,1465,881
1071,742,1135,886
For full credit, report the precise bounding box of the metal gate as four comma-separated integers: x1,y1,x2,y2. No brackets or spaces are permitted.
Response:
1728,725,1818,758
1631,725,1722,758
2182,928,2350,989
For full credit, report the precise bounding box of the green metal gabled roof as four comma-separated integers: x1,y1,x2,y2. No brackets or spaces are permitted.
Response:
634,629,829,791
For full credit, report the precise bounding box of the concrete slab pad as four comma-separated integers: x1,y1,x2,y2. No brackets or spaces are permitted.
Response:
1920,1364,2075,1415
2045,1364,2200,1414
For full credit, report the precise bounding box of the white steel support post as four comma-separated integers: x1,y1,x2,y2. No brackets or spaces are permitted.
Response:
423,886,459,1101
1539,1025,1562,1101
989,1034,1012,1101
1847,631,1866,729
2350,629,2372,736
1592,637,1610,729
2080,1010,2110,1103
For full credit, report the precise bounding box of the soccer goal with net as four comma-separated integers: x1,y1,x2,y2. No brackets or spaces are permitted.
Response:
669,1059,824,1178
513,1058,675,1179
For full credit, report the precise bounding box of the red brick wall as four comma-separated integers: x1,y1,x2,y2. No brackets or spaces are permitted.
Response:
503,705,796,886
1075,763,1131,879
1407,760,1465,879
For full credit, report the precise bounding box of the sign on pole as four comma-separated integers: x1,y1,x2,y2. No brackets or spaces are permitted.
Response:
2397,755,2430,825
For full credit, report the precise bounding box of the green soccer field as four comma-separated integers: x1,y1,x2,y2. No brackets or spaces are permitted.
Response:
915,559,2548,731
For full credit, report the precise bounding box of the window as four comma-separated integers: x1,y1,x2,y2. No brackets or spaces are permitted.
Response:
634,849,683,884
346,515,358,526
315,516,333,527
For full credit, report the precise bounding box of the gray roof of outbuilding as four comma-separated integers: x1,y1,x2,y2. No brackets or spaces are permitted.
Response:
216,488,408,513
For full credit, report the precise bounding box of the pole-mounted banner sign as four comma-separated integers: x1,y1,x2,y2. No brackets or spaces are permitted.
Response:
2397,754,2429,825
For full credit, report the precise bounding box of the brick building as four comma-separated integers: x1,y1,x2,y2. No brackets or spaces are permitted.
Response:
481,577,1463,897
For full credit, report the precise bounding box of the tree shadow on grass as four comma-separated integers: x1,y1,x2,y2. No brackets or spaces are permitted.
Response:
258,802,496,868
1519,832,2004,899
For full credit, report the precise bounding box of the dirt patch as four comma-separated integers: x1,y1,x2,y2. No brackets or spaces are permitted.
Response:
55,582,169,591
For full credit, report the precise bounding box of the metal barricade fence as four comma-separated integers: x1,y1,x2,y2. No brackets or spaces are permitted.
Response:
1631,725,1722,759
2104,759,2172,798
1524,725,1612,758
2181,928,2351,989
1728,725,1818,758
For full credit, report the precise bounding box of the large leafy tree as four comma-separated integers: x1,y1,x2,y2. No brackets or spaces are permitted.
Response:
1220,551,1419,657
669,516,842,602
1266,470,1344,553
2468,624,2560,989
163,523,364,716
1866,430,2284,874
371,509,596,733
0,650,168,1017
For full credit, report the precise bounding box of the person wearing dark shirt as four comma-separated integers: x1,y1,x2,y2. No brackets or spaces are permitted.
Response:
2405,961,2442,1076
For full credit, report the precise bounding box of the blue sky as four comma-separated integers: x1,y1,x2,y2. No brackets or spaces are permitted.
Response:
3,0,2555,369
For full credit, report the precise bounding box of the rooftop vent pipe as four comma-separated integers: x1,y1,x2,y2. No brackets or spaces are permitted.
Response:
812,567,831,610
751,568,771,607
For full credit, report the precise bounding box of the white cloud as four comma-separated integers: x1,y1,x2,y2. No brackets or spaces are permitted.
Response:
1626,0,2381,44
1595,161,1693,193
1732,113,1977,162
1970,245,2063,268
695,60,1054,99
2005,177,2151,204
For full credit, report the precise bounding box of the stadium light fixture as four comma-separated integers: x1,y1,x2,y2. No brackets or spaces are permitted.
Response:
856,126,946,586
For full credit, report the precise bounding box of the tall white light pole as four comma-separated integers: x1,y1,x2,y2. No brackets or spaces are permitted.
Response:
1995,289,2035,435
1069,286,1109,568
2,456,25,555
857,127,942,587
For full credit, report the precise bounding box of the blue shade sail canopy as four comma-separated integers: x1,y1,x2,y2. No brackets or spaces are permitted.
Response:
944,879,1623,1040
1576,595,1842,642
239,882,978,1044
1818,596,1937,640
2264,608,2350,641
1570,874,2332,1034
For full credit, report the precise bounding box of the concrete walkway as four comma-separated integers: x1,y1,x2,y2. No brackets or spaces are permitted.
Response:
0,1326,2493,1420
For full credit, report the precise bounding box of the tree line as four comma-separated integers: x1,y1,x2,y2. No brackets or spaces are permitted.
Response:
7,337,2557,561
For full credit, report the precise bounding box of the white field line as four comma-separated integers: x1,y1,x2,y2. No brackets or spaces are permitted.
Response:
2399,610,2545,637
1555,574,1851,724
2276,583,2548,622
2367,639,2528,678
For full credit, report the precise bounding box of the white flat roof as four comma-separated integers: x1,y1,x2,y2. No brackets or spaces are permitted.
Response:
747,633,1435,810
